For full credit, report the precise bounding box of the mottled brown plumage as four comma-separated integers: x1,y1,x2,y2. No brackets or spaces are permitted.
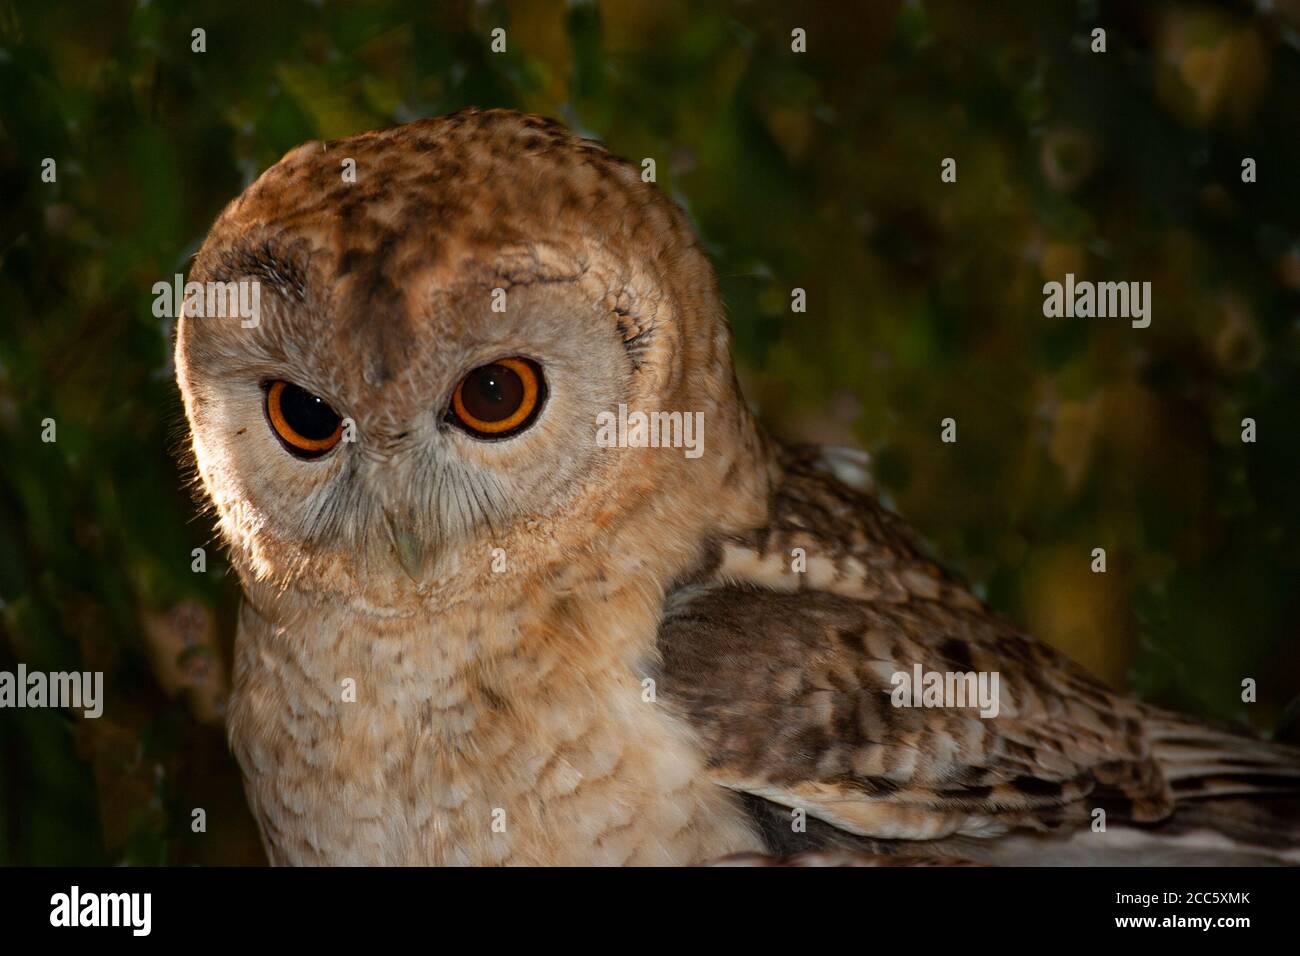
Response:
176,109,1300,866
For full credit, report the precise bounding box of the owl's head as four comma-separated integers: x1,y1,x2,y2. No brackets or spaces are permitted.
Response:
176,110,772,612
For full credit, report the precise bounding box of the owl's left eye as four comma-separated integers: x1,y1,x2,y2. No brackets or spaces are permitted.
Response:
448,357,545,439
264,380,343,459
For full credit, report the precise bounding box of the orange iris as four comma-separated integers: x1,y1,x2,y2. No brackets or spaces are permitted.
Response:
450,357,543,437
265,380,344,457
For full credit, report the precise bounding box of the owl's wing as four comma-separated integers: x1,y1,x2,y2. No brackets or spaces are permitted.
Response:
656,445,1300,855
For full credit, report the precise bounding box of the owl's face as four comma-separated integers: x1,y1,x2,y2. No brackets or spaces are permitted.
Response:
177,111,763,612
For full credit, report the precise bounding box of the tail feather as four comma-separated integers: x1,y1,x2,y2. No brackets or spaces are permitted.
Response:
1143,711,1300,826
1148,713,1300,780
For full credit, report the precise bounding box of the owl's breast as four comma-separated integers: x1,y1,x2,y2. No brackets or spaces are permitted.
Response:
227,594,761,865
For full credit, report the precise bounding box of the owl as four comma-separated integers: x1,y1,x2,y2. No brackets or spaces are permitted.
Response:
176,109,1300,866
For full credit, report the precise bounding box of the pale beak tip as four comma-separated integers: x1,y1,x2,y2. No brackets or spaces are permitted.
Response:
383,510,429,583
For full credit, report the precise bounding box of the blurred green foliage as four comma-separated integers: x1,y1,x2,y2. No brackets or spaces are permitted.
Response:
1,0,1298,864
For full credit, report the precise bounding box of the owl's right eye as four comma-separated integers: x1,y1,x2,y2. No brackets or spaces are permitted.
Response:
264,380,344,459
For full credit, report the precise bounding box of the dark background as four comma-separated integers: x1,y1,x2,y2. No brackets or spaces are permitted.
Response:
1,0,1298,865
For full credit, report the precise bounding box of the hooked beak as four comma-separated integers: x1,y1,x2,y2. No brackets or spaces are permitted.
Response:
383,509,430,583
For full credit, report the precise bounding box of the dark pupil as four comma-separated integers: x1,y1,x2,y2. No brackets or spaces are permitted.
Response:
281,384,340,439
463,364,523,422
